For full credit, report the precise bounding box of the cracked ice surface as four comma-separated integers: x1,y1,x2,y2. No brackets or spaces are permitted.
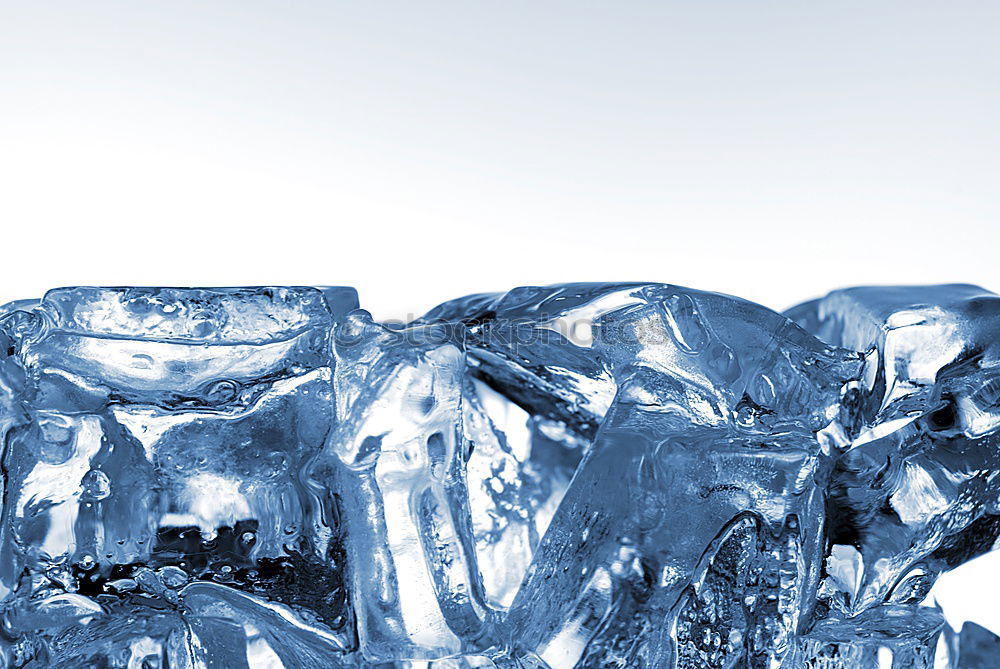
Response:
0,283,998,667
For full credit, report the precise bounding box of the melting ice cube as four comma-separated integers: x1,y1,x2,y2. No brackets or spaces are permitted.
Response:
0,287,358,665
787,285,1000,613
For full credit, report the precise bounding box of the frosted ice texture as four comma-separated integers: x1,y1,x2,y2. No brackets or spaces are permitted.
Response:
0,283,996,668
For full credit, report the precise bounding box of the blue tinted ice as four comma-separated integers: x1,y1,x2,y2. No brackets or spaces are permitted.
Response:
320,312,490,660
470,285,861,668
786,285,1000,615
1,283,999,668
954,622,1000,668
0,287,358,667
792,604,947,668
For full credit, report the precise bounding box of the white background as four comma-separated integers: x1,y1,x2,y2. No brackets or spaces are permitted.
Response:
2,0,999,632
2,2,999,321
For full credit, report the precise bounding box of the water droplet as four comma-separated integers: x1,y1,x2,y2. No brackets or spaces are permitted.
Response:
81,469,111,501
156,566,188,589
131,353,154,370
203,379,239,405
105,578,137,593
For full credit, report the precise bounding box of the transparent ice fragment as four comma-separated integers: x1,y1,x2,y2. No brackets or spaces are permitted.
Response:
954,622,1000,668
0,286,354,663
181,581,354,666
463,380,580,610
785,284,1000,432
323,312,491,661
421,283,644,439
499,287,861,668
421,285,645,615
505,412,824,668
791,605,948,669
787,285,1000,613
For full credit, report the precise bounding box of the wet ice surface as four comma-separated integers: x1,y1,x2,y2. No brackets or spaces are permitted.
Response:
793,604,948,668
0,287,357,668
0,283,998,667
785,285,1000,615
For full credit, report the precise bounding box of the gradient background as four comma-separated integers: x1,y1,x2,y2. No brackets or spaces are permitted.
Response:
3,2,999,318
2,0,999,631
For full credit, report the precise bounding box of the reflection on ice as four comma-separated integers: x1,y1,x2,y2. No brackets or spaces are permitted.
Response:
1,283,998,668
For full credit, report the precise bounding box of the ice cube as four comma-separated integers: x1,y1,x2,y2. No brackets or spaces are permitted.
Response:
0,286,357,664
421,283,640,438
497,286,861,668
787,285,1000,613
784,284,1000,431
323,312,491,661
420,285,642,614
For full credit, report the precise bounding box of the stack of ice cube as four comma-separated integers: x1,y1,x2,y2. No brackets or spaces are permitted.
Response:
0,283,997,668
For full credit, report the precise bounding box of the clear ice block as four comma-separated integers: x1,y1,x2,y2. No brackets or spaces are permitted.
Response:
421,283,636,438
419,284,643,612
486,285,862,668
0,287,358,666
321,312,491,661
462,379,582,610
786,285,1000,613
